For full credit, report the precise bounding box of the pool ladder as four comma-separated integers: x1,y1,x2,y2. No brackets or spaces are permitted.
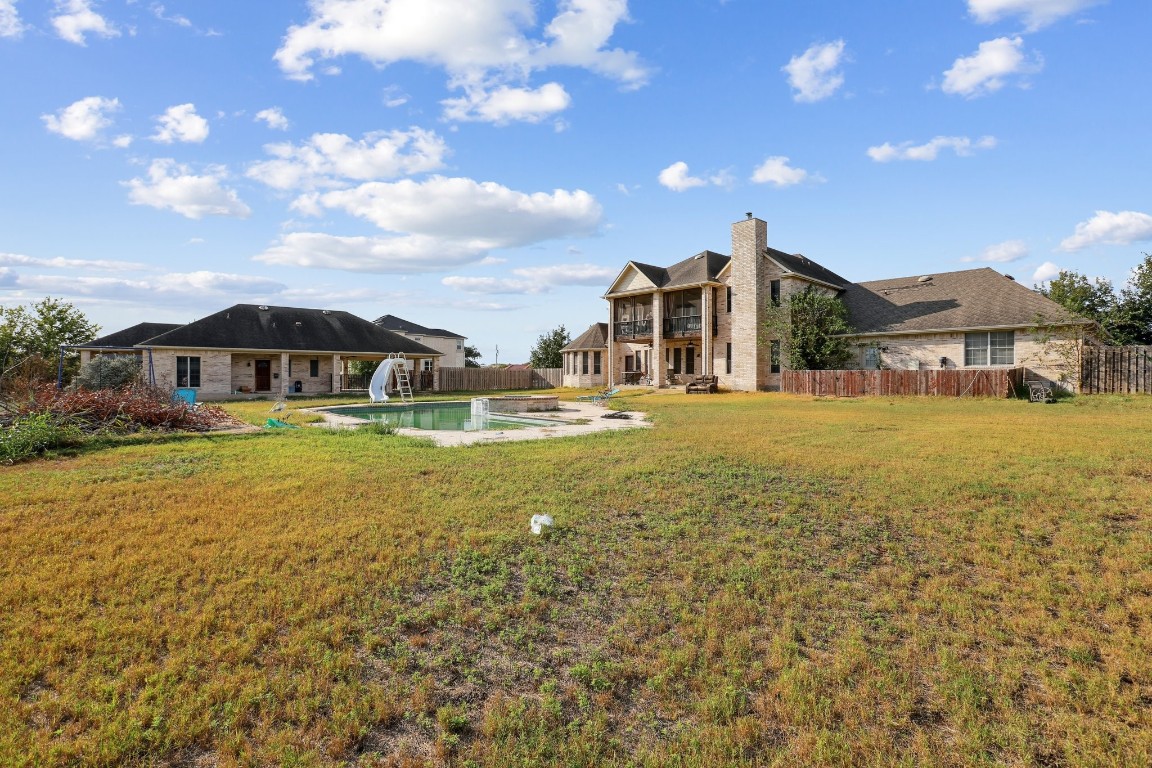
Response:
390,353,414,403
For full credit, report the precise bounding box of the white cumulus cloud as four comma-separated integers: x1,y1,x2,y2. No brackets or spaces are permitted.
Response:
255,107,290,131
42,96,121,142
968,0,1102,30
273,0,650,123
962,239,1029,263
782,40,847,103
124,159,251,220
52,0,119,45
247,128,449,191
1,0,26,38
512,262,615,285
258,176,601,274
441,82,571,124
1059,210,1152,252
942,37,1043,98
1033,261,1062,282
657,161,726,192
750,156,813,187
867,135,997,162
151,103,209,144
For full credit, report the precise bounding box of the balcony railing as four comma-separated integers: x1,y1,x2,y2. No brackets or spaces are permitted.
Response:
664,315,702,336
614,319,654,338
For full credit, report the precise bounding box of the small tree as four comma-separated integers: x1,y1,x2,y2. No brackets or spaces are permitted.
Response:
464,345,483,367
73,355,143,391
528,325,570,369
764,286,853,370
0,298,100,382
1036,270,1115,327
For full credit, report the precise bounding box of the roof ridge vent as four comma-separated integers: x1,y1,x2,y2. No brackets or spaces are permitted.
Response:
258,305,269,310
917,275,933,283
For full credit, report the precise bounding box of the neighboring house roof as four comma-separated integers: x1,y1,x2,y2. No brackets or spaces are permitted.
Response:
841,267,1089,336
563,323,609,351
766,248,849,288
83,322,183,348
504,363,532,370
105,304,441,355
373,314,465,340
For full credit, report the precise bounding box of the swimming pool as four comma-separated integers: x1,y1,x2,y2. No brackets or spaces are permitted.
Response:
326,402,567,431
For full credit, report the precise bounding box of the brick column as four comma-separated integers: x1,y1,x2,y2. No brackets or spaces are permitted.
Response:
607,298,616,387
701,287,712,375
652,292,664,386
332,355,341,393
730,216,768,391
280,352,290,398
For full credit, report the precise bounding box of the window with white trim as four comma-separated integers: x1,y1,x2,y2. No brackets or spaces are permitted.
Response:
964,331,1015,366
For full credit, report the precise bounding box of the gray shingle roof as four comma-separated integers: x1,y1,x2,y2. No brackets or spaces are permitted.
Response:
134,304,441,355
766,248,849,287
562,323,608,351
82,322,183,348
841,267,1088,335
373,314,465,340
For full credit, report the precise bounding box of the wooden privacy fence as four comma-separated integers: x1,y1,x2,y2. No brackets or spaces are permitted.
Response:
1080,346,1152,394
781,368,1023,398
437,367,561,392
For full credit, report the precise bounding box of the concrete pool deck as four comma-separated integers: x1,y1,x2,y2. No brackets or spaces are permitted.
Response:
302,400,651,446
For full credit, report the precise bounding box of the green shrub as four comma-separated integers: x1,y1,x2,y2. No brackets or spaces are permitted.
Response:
0,413,83,464
73,355,142,391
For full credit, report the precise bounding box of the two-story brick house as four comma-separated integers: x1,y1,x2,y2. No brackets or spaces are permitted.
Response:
599,214,1092,391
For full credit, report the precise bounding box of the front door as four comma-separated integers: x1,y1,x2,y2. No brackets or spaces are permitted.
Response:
255,359,271,391
685,348,695,375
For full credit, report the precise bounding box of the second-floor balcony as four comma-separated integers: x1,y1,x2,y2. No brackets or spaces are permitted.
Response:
664,315,702,337
614,318,654,339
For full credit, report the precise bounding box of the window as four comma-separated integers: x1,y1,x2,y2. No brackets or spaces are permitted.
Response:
726,343,732,374
593,351,602,375
770,340,781,374
965,331,1015,366
423,359,433,371
726,286,733,313
770,280,781,307
672,347,682,374
176,356,201,388
582,351,589,374
863,346,880,369
456,342,462,351
309,359,319,377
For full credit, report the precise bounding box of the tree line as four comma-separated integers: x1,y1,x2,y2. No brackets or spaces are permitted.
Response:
1037,253,1152,345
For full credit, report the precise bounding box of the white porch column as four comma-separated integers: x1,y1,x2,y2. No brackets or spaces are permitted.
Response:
652,292,664,386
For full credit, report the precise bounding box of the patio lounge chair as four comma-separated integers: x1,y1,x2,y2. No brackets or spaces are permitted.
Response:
577,386,620,405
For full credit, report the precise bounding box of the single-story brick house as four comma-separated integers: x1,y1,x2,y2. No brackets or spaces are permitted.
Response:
77,304,441,398
599,215,1093,391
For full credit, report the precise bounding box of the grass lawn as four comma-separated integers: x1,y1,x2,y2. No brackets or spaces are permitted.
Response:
1,392,1150,767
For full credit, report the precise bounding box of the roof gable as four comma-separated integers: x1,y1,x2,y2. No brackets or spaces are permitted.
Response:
841,267,1089,335
142,304,441,355
606,262,664,294
664,251,731,289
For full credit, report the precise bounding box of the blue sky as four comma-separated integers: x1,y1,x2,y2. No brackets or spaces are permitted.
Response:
1,0,1149,362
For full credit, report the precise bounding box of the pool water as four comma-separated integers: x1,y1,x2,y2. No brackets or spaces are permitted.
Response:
331,402,565,431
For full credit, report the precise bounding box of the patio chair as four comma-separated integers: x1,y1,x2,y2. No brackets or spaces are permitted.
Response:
588,386,620,405
576,387,612,402
173,388,198,409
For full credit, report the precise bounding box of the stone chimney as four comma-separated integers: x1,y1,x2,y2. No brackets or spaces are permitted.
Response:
729,215,768,391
